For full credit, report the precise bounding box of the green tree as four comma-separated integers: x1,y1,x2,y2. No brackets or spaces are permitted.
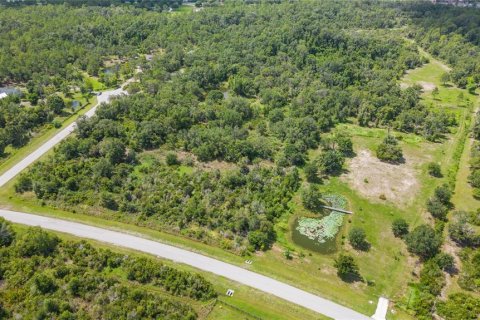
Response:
0,218,15,247
405,225,442,260
334,254,360,281
301,184,324,212
46,95,65,114
303,162,318,183
318,150,344,175
376,136,403,163
392,218,409,238
348,227,369,251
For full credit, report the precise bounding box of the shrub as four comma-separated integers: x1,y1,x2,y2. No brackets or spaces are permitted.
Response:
165,153,179,166
348,227,369,251
376,136,403,163
301,184,324,212
334,254,360,281
405,225,442,259
427,162,442,177
392,218,409,238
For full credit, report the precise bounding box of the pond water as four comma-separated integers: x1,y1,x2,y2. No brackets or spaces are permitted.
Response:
103,66,119,75
291,194,347,254
291,217,338,254
0,87,21,95
291,216,342,254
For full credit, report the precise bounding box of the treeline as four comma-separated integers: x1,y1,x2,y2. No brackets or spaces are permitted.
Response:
469,113,480,198
0,0,181,10
0,219,216,319
0,5,163,86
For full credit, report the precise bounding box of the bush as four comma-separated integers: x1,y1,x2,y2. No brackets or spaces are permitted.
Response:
434,184,452,205
376,136,403,163
15,227,59,257
303,162,318,182
165,153,179,166
348,227,369,251
301,184,324,212
318,150,344,175
0,218,15,247
334,254,360,281
437,293,480,320
427,198,448,220
392,218,409,238
419,260,445,296
405,225,442,259
434,252,455,272
427,162,442,177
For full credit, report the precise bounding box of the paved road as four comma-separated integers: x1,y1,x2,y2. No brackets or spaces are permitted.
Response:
0,209,371,320
0,77,375,319
0,83,130,188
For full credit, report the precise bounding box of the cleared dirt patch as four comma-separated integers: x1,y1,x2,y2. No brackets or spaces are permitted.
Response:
342,150,420,206
417,81,436,92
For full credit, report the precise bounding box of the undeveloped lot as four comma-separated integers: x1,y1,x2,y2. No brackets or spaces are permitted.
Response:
342,150,420,206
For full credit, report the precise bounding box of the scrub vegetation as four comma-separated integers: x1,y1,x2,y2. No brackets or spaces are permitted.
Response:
0,0,479,319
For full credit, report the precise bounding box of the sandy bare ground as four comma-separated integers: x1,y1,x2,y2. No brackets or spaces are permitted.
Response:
342,150,420,206
417,81,436,92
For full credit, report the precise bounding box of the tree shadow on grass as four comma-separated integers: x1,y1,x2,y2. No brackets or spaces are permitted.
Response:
339,272,363,283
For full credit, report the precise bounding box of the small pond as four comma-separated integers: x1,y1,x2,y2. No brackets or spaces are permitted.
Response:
0,87,21,96
71,100,80,109
291,194,347,254
103,65,119,75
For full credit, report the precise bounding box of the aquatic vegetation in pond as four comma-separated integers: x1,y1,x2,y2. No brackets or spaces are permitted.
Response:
295,194,346,244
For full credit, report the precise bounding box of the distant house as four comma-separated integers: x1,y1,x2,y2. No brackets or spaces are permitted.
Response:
0,92,7,100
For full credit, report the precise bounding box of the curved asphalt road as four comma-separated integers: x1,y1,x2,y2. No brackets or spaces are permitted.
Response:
0,209,370,320
0,79,373,320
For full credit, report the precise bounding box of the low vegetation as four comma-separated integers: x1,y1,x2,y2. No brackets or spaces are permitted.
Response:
0,219,216,319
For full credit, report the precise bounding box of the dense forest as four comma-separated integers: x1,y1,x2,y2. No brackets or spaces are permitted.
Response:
0,218,216,319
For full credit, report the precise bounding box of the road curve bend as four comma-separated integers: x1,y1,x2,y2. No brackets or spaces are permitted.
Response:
0,209,370,320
